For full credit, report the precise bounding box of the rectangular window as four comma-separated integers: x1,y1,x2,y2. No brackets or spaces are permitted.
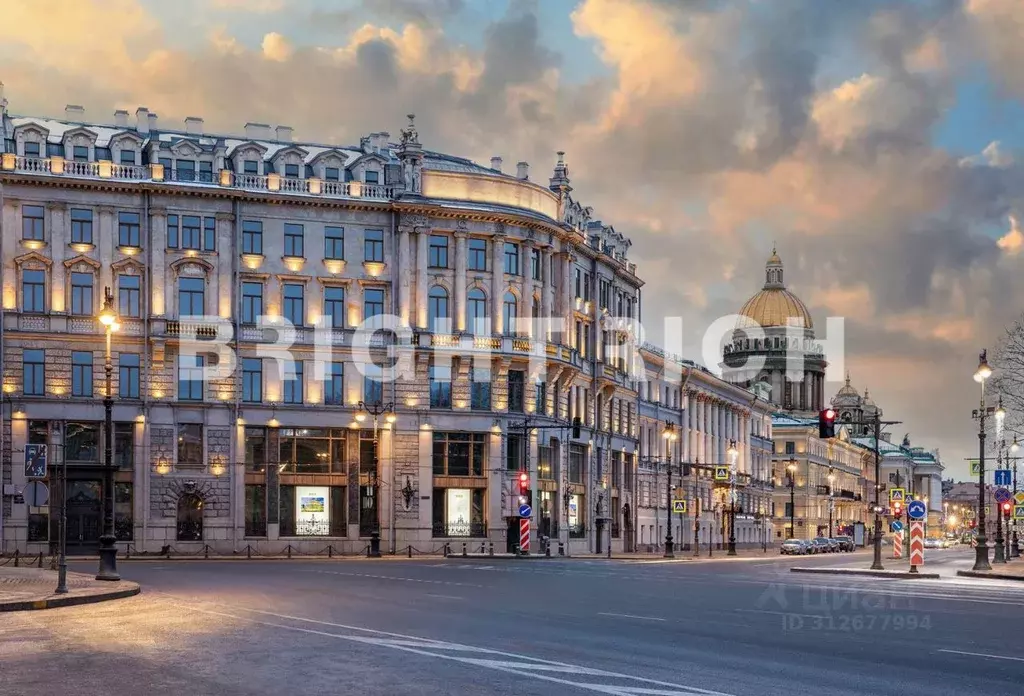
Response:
70,272,94,316
363,288,384,319
203,217,216,252
114,425,134,471
176,160,195,182
470,366,491,410
242,220,263,255
569,444,586,484
429,235,449,268
70,208,93,244
118,274,141,318
325,362,344,405
71,351,94,397
199,161,213,183
538,445,555,481
283,283,304,326
159,157,172,172
284,223,304,257
22,269,45,313
503,242,520,275
23,349,45,396
508,370,525,413
468,238,487,271
325,167,340,182
429,365,452,409
583,272,591,302
118,353,140,399
324,226,345,260
167,214,179,249
506,433,524,471
284,163,300,178
323,286,345,329
365,170,379,184
245,485,267,537
785,441,796,455
95,147,112,161
177,424,203,466
24,141,41,157
178,277,205,316
242,358,263,403
177,355,205,401
432,432,487,477
241,282,263,324
22,204,44,241
65,422,99,463
535,381,547,414
119,149,135,165
364,375,383,405
117,211,141,248
181,215,201,250
574,268,582,298
243,159,259,174
245,427,268,473
278,429,347,475
283,360,304,404
364,229,384,262
531,248,541,281
73,145,89,162
432,487,485,538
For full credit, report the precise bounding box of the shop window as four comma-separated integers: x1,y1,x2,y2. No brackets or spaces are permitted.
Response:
431,488,485,537
176,494,203,541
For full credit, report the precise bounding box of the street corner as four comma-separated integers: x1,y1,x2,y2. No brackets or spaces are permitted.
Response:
956,565,1024,582
790,566,941,579
0,567,141,612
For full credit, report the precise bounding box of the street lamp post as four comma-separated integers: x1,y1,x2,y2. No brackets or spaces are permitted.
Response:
727,440,738,556
96,289,120,581
356,400,396,558
662,423,678,559
827,470,835,539
1012,437,1020,559
972,350,993,572
787,461,797,540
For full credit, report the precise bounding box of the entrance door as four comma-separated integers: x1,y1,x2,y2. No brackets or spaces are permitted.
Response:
65,480,102,554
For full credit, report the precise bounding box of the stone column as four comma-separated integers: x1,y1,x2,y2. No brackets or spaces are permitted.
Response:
97,206,115,295
561,252,573,343
541,247,554,340
216,213,234,319
149,207,167,316
454,231,467,332
682,391,690,464
1,201,19,311
491,233,506,334
397,226,412,327
415,228,429,329
47,203,67,312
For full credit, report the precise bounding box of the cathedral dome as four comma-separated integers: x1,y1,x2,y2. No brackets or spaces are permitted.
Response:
736,248,814,330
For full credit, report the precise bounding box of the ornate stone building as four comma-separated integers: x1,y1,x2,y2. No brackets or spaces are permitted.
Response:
0,99,646,555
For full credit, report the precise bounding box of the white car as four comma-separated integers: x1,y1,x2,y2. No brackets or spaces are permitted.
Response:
923,538,942,549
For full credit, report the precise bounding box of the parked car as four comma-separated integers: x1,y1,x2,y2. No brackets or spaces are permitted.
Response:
826,538,842,552
811,538,833,553
781,539,809,555
834,536,855,551
924,537,943,549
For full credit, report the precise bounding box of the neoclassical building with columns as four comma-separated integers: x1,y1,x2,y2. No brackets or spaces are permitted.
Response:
1,97,661,556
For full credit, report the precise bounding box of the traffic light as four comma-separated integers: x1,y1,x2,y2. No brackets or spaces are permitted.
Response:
518,471,532,507
818,409,837,439
1002,502,1012,517
572,416,581,439
893,501,902,518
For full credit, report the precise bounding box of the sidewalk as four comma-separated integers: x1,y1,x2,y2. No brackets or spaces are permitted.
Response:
0,567,140,612
957,558,1024,582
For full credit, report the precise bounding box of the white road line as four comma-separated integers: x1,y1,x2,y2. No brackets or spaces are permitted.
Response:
936,649,1024,663
425,594,463,600
734,609,828,619
597,612,666,622
175,601,731,696
304,569,483,588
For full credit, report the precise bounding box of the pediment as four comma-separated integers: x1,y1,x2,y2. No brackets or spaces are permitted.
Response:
272,145,309,161
13,122,50,139
110,131,144,146
308,148,348,166
112,257,145,274
232,141,269,157
170,139,202,157
170,257,214,275
349,152,388,168
62,126,98,144
63,254,102,270
14,251,53,268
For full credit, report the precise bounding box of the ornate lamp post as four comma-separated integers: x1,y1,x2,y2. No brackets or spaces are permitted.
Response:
727,440,738,555
96,289,120,581
356,400,396,557
1012,436,1021,559
787,461,797,539
662,422,678,558
993,397,1007,563
827,470,835,538
972,350,993,571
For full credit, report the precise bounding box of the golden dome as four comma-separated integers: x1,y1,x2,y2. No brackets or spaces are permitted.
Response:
737,288,814,329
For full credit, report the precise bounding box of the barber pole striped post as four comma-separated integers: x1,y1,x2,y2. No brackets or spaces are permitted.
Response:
519,518,530,554
893,531,903,559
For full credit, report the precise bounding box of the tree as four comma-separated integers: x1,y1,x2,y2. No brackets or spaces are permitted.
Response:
992,313,1024,438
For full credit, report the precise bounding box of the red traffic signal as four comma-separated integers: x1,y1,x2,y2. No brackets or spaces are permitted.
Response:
818,409,837,439
1002,502,1012,513
518,471,529,493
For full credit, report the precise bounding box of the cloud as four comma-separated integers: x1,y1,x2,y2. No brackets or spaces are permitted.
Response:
997,214,1024,255
211,0,286,12
261,32,293,61
960,141,1015,168
966,0,1024,97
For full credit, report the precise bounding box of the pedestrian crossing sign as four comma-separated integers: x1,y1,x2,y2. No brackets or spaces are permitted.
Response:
672,500,687,514
969,460,981,476
1015,505,1024,521
889,488,905,503
714,466,729,481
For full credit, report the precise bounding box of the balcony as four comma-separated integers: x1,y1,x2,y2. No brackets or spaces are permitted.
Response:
165,320,219,339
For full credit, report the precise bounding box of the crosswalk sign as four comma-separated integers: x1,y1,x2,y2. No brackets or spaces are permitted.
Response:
672,500,687,514
1015,505,1024,521
889,488,905,503
714,466,729,481
969,460,981,476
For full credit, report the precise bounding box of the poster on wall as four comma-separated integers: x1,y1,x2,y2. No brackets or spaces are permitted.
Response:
568,495,580,527
295,486,330,535
446,489,471,536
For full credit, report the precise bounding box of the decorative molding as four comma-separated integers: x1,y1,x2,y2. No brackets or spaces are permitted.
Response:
13,251,53,268
274,273,312,284
455,218,469,231
170,256,214,276
403,213,430,228
63,254,102,270
46,201,67,212
112,257,145,275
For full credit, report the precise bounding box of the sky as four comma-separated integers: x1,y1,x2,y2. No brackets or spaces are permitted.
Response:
2,0,1023,479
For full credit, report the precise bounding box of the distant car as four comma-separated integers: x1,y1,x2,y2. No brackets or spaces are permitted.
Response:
924,537,942,549
781,539,808,555
834,536,855,552
811,538,833,553
826,538,842,552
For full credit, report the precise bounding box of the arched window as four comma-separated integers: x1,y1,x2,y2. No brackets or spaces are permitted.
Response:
427,285,449,333
467,288,488,333
176,493,204,541
503,292,517,336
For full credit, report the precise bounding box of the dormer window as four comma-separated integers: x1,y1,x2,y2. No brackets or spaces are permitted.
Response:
73,146,89,162
119,149,136,165
325,167,340,182
365,170,379,184
176,160,196,182
243,160,259,175
24,141,40,158
284,163,300,178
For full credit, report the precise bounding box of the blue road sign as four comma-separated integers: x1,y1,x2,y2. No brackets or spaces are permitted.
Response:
891,520,904,532
994,488,1012,504
994,469,1012,486
907,500,927,520
518,503,532,518
24,444,47,478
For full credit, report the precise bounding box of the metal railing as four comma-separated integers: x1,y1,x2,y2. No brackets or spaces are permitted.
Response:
432,522,487,538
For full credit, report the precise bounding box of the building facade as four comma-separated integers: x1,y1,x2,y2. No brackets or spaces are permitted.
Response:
637,346,775,552
0,100,649,556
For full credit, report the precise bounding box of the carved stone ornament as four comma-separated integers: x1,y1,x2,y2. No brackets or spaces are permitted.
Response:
403,213,430,228
456,218,469,231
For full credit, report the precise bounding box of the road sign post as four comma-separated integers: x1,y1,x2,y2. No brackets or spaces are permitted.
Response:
24,481,49,507
519,518,530,555
995,470,1012,486
907,500,927,521
24,444,47,479
893,530,903,559
909,521,924,573
672,500,687,514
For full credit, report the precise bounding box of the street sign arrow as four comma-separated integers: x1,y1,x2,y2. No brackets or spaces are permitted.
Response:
891,520,904,532
518,503,532,518
994,470,1012,486
907,500,927,520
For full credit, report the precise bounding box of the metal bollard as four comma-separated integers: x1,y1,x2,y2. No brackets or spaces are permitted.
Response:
462,542,467,557
489,541,494,556
13,549,19,567
408,545,413,558
558,541,565,556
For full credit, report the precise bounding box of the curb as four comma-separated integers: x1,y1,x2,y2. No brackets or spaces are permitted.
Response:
791,567,940,579
956,569,1024,582
0,584,141,612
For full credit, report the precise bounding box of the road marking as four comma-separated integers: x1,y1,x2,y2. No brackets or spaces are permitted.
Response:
734,609,828,619
304,570,483,588
426,594,463,600
177,602,732,696
597,612,666,622
937,649,1024,663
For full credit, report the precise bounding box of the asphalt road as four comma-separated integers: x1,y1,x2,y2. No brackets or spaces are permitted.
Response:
1,547,1022,695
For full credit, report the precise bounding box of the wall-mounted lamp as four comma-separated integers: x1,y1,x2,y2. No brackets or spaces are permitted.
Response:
155,457,171,475
12,403,26,419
